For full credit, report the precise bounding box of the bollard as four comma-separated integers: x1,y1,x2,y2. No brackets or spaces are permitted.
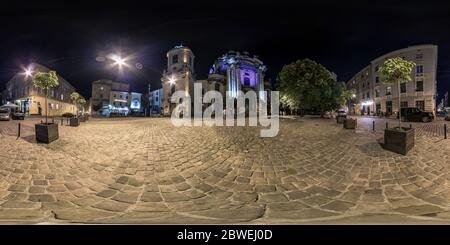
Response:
445,124,447,139
17,123,21,139
386,122,388,129
373,121,375,131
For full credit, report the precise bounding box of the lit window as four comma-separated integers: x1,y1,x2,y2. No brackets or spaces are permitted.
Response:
386,86,392,95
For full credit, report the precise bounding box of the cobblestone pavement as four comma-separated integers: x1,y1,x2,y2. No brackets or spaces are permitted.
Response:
2,116,450,224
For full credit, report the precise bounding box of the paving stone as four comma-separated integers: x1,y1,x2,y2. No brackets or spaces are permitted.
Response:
28,194,56,203
140,192,163,202
97,189,118,198
111,192,140,204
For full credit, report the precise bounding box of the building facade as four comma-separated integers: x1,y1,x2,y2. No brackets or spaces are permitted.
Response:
346,44,438,116
1,63,77,116
90,79,142,116
149,88,163,114
160,46,268,115
161,45,195,115
208,51,267,100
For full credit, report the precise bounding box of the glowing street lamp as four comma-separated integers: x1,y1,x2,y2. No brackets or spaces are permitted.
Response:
111,54,127,67
23,67,33,77
168,75,176,85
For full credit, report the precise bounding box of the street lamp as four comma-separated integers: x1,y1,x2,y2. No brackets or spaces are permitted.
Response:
110,54,127,67
23,67,33,77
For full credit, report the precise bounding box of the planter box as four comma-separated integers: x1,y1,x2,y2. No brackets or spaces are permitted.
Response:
344,118,357,129
70,118,80,127
336,116,346,124
35,123,59,144
383,127,415,155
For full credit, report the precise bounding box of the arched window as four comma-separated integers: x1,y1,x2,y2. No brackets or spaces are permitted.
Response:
172,55,179,64
243,77,251,87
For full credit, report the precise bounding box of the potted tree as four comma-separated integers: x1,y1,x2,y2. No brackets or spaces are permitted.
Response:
32,71,60,143
379,57,416,155
70,92,81,127
78,97,87,122
342,89,357,129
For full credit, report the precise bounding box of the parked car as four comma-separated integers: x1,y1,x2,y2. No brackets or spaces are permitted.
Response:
400,107,434,122
337,109,347,118
11,110,25,120
0,108,11,121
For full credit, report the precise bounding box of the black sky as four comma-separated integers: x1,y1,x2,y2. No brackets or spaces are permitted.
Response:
1,0,450,101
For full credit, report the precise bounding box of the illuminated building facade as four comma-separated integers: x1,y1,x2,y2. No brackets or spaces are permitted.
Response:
346,44,438,115
161,45,195,115
208,51,267,100
160,46,268,115
91,79,142,116
0,63,77,116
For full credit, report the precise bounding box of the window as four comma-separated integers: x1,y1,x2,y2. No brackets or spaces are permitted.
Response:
375,89,380,97
114,94,116,98
362,93,365,99
416,65,424,76
61,94,64,100
243,77,251,87
386,86,392,95
375,66,379,72
366,92,370,99
400,82,406,93
400,101,408,108
126,95,128,99
375,76,379,83
416,53,423,60
386,101,393,114
215,83,220,91
120,95,122,99
416,80,424,91
172,54,179,64
416,100,425,111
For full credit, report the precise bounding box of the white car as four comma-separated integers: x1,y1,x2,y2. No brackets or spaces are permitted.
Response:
0,108,11,121
337,109,347,117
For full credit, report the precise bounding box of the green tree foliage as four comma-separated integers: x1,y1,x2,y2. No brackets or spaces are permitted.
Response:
32,71,59,124
278,59,350,116
70,92,81,115
379,57,415,128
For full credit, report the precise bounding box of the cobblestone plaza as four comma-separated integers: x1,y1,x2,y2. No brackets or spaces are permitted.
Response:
1,117,450,224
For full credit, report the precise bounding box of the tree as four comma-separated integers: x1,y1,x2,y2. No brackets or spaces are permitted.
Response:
278,59,348,116
32,71,59,124
379,57,416,128
70,92,80,116
77,97,87,115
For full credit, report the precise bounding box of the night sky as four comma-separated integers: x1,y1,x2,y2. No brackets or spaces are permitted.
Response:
1,0,450,101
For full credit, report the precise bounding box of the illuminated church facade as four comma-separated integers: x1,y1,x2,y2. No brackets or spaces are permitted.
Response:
161,46,268,115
